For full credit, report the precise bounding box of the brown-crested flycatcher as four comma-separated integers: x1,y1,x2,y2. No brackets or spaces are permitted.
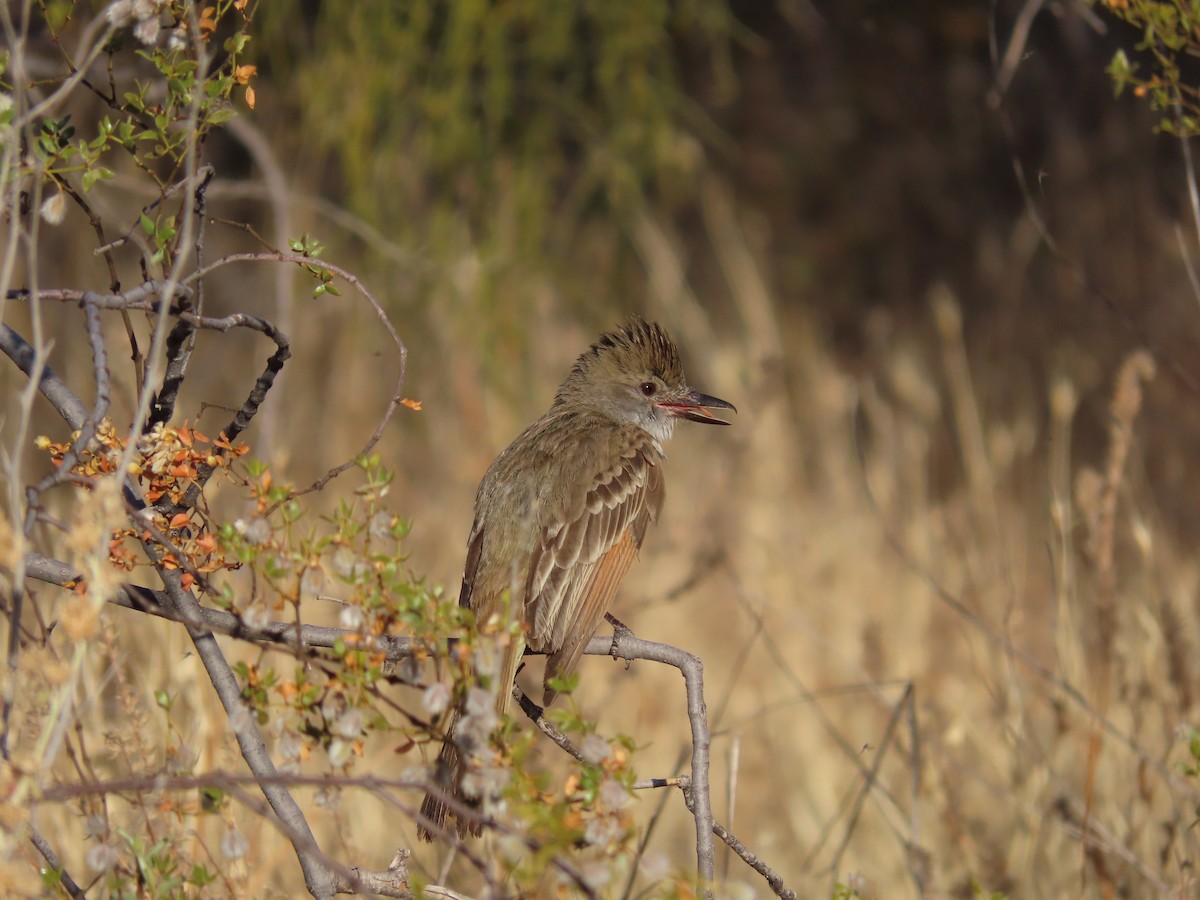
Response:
418,318,734,840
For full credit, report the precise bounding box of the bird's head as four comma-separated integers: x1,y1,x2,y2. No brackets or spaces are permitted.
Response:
554,318,735,441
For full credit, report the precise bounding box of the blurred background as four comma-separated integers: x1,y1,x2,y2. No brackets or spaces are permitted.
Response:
7,0,1200,896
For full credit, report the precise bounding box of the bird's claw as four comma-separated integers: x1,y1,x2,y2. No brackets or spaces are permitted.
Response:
604,612,634,669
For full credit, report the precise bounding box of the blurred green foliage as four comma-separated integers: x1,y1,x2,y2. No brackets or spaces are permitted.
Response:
1094,0,1200,135
255,1,733,281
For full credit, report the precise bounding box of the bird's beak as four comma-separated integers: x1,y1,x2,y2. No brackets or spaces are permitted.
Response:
659,390,736,425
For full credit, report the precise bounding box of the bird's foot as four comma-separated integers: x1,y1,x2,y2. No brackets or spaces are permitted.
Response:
604,612,635,669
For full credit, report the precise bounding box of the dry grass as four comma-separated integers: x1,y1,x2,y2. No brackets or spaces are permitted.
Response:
7,184,1200,899
8,175,1200,898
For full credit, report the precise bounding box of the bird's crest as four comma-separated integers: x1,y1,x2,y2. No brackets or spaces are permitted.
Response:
561,317,684,391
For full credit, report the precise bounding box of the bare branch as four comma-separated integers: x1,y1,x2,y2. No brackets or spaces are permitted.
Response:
151,555,338,899
712,821,796,900
28,825,86,900
0,323,88,430
591,632,715,894
21,551,414,661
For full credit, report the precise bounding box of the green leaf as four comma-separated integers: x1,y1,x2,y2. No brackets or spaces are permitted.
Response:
81,166,114,192
189,864,217,886
546,671,580,696
199,786,226,811
208,106,238,126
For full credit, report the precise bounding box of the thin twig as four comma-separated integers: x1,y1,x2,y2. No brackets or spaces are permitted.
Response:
24,296,112,522
148,167,215,430
712,820,796,900
178,251,409,508
28,825,87,899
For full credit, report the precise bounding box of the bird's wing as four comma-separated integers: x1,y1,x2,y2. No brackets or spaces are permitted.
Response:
458,518,485,609
526,429,664,702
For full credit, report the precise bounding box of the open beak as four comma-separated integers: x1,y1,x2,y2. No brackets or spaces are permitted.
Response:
659,390,736,425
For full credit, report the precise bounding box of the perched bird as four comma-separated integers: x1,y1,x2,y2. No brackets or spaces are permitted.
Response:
417,317,733,841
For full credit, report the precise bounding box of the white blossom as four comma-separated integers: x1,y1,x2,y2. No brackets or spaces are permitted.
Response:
598,777,632,810
133,15,160,44
333,707,365,739
369,511,393,541
300,566,324,597
236,516,270,546
220,827,248,860
243,603,269,630
315,785,341,809
104,1,133,26
327,737,352,767
86,842,119,872
639,851,670,881
422,682,451,716
338,603,364,631
277,729,302,773
580,861,612,891
580,733,610,765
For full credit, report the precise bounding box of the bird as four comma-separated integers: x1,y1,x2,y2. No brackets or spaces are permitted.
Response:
417,317,734,841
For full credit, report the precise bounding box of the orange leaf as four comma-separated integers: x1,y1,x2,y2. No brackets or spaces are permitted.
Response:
245,85,256,109
401,398,422,411
393,737,415,754
169,512,191,529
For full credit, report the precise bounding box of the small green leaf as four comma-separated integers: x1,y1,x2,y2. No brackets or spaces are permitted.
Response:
81,166,114,192
546,672,580,696
189,864,217,886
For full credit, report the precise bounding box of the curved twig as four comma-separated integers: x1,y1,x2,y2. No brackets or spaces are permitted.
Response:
600,631,714,894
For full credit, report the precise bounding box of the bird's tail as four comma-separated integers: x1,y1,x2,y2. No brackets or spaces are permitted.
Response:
416,632,524,841
416,707,481,841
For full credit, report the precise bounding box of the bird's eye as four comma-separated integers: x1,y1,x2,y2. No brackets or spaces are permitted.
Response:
640,382,658,397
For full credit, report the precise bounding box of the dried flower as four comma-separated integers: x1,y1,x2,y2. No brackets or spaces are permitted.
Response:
39,190,66,225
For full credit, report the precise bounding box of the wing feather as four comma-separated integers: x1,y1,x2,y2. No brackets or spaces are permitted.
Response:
525,429,665,701
542,530,639,704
